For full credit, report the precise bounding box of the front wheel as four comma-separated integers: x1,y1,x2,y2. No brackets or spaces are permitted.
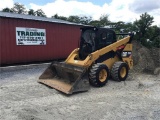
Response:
89,63,110,87
111,61,129,82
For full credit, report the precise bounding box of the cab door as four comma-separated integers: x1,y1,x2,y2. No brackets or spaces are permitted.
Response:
97,31,115,50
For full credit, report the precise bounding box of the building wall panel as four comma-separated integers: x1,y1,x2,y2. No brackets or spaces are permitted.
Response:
0,17,81,65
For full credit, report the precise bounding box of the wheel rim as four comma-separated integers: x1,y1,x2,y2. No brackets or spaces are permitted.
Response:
99,69,107,82
120,67,126,78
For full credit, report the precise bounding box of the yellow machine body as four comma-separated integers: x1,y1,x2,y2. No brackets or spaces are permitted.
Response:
38,27,133,94
65,36,133,69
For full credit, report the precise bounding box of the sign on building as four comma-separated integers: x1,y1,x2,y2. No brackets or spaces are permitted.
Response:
16,27,46,45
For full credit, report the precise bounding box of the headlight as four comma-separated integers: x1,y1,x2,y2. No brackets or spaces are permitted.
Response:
122,52,132,57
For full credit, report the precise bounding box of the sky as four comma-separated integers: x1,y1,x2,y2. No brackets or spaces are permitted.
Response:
0,0,160,25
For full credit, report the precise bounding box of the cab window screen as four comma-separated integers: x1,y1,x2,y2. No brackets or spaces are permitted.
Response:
100,32,114,46
100,33,107,44
82,30,95,45
106,32,113,45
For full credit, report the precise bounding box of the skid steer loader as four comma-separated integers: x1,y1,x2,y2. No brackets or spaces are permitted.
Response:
38,27,134,94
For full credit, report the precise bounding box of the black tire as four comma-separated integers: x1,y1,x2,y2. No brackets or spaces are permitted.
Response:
111,61,129,82
89,63,109,87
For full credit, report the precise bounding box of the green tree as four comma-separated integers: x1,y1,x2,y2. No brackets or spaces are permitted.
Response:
147,26,160,41
134,12,154,38
105,22,132,33
89,20,101,27
53,14,58,19
11,2,27,14
67,15,92,24
79,16,92,25
2,7,13,12
34,9,46,17
133,13,160,48
124,22,135,32
99,14,110,27
88,14,110,27
114,21,125,32
152,35,160,48
52,14,67,20
28,9,35,16
149,26,160,48
67,15,81,23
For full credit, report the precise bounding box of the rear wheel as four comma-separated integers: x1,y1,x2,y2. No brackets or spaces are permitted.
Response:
111,61,128,82
89,63,109,87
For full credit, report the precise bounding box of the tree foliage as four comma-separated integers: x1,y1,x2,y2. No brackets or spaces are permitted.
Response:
1,3,159,48
89,20,101,27
67,15,81,23
2,7,13,13
1,3,46,17
52,14,67,20
89,14,110,27
134,12,154,38
152,36,160,48
11,2,27,14
79,16,92,25
28,9,36,16
99,14,110,26
133,13,159,48
34,9,46,17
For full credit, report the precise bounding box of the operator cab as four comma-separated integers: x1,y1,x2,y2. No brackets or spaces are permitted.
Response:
79,27,116,60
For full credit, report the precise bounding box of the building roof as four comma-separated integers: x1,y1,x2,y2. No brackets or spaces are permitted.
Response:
0,11,83,26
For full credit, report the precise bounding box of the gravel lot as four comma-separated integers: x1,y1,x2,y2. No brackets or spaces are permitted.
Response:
0,64,160,120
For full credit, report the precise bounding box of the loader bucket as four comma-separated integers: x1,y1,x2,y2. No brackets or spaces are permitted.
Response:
38,62,90,94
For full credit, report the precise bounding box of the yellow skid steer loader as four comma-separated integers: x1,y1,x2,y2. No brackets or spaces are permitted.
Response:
38,27,134,94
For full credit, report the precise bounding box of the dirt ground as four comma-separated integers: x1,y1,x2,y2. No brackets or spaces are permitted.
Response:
0,64,160,120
